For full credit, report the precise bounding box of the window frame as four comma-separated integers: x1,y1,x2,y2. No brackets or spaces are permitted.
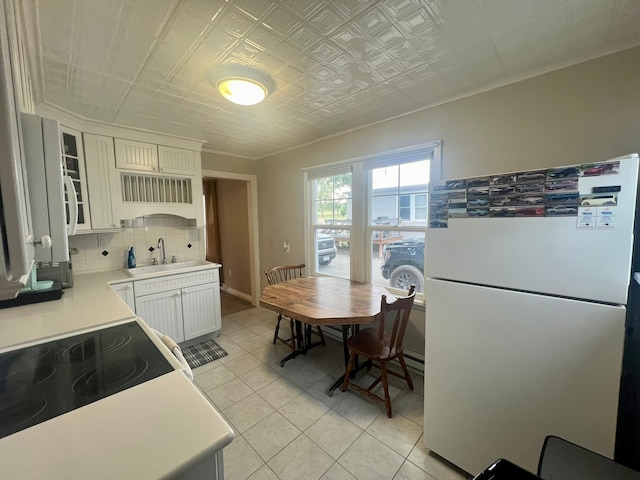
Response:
304,141,442,303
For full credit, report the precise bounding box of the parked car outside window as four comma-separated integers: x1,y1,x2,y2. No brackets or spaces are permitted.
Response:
317,233,337,265
381,240,425,293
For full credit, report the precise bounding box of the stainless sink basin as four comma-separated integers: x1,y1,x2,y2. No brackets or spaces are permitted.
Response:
125,260,213,277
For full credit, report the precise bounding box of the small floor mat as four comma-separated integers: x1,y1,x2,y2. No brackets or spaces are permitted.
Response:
182,339,228,369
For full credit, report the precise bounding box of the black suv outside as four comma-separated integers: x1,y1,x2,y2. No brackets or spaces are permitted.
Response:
381,240,425,292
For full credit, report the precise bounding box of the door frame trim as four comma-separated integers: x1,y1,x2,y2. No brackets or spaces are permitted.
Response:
202,169,259,306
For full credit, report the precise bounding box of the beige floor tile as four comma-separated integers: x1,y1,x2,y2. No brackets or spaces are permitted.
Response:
223,435,264,480
392,390,424,426
223,393,275,433
366,413,423,457
306,410,363,460
394,460,436,480
240,364,282,391
206,377,253,410
247,465,280,480
257,376,304,409
407,437,468,480
333,392,384,430
242,333,272,352
278,392,330,431
195,364,237,392
224,352,264,376
320,462,358,480
243,411,302,461
268,434,334,480
281,358,329,390
226,326,260,343
252,343,291,368
338,432,404,480
307,372,353,408
350,372,404,401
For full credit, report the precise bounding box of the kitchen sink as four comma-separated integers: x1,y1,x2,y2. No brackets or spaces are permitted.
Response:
125,259,213,277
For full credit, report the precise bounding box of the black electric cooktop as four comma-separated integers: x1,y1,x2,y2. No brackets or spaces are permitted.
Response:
0,321,174,439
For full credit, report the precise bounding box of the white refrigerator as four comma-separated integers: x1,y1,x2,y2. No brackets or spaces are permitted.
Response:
423,154,639,475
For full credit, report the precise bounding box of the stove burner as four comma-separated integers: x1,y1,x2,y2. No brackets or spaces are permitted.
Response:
72,358,149,396
0,398,47,432
55,332,133,363
0,347,51,370
0,366,56,393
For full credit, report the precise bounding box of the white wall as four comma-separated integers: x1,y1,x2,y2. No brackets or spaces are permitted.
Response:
256,46,640,356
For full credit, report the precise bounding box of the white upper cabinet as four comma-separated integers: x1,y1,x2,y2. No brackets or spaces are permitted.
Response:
114,138,158,172
83,133,119,230
114,139,196,176
158,145,196,176
60,126,91,232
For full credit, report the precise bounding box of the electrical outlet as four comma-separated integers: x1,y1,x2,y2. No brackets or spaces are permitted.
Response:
228,269,232,277
283,242,290,253
97,236,106,247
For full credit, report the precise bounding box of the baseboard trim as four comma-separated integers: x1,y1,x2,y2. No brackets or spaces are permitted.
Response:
221,285,254,305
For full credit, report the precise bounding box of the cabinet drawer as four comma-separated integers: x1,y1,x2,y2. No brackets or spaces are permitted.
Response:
134,269,219,296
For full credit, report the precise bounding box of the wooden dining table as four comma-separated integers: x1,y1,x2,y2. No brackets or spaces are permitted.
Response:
259,276,396,395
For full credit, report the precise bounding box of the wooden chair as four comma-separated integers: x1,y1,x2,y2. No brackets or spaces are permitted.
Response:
341,285,416,417
264,264,325,351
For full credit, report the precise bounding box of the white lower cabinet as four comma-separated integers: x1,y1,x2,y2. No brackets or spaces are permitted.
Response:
182,282,221,340
131,268,221,343
135,289,185,342
111,281,135,311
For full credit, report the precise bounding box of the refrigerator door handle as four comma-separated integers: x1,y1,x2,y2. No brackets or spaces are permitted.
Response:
64,175,78,236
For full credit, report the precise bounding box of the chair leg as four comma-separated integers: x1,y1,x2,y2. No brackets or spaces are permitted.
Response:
397,353,414,390
316,326,326,345
273,314,282,345
380,361,392,418
341,352,357,392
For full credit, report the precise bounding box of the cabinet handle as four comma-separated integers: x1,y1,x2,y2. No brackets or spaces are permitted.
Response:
182,289,189,294
126,285,133,290
174,291,181,297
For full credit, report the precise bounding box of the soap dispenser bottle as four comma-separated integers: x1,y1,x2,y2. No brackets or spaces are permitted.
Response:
127,246,136,268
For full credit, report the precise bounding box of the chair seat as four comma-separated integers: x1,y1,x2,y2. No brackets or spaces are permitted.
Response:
347,329,395,360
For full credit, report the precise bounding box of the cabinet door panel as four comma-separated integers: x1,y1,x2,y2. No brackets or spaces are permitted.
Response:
158,145,196,175
84,134,119,229
114,138,158,172
182,283,221,340
111,282,135,312
61,127,90,231
135,290,184,342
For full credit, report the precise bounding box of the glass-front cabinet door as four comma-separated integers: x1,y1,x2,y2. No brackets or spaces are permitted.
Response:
60,126,91,232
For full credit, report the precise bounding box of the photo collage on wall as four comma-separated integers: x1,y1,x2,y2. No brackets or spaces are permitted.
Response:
429,161,620,228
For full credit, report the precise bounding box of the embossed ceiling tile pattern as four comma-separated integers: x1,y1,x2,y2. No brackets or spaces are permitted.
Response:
31,0,640,158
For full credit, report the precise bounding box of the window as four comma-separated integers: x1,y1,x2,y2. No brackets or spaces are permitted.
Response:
305,142,441,302
310,170,352,280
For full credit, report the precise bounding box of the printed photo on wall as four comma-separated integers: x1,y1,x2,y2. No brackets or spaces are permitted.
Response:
580,161,619,177
446,179,466,190
546,166,579,180
579,193,617,207
545,179,578,193
490,207,516,217
490,174,517,185
516,170,546,183
466,177,490,188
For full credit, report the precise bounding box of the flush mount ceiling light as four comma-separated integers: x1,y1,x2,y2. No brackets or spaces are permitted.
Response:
208,65,274,106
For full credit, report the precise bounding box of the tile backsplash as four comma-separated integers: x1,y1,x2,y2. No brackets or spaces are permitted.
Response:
69,215,204,274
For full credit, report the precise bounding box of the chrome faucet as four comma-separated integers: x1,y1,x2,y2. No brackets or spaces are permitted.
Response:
158,237,167,264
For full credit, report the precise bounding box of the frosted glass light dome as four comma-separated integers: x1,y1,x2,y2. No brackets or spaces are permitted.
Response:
209,65,274,106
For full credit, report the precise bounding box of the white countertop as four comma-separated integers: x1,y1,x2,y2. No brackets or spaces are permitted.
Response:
0,270,134,350
0,268,234,479
0,371,234,479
